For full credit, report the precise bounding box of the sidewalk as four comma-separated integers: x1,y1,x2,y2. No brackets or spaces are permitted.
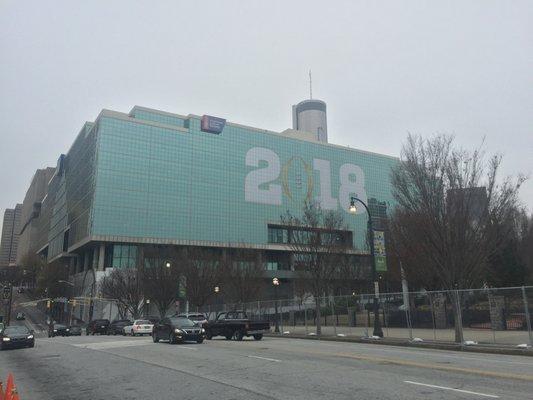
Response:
272,324,533,346
266,328,533,357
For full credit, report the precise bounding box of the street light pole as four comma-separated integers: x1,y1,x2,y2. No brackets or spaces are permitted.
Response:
273,277,280,333
349,196,384,338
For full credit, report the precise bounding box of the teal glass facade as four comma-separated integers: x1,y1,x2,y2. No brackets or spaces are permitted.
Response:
85,107,398,253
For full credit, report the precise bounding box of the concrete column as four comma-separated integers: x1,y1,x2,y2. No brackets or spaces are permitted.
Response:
98,244,105,271
83,252,90,273
92,247,99,270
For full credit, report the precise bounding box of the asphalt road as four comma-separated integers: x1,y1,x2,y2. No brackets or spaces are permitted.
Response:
1,332,532,400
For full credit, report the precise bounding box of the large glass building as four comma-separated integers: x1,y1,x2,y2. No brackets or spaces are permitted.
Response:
33,105,398,299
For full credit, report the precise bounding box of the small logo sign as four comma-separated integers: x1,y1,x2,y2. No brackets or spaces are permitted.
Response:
201,115,226,134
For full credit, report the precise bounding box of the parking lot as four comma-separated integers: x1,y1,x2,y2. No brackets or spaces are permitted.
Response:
1,333,533,399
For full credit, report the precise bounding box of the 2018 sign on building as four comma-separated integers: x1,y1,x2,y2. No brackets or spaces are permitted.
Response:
244,147,368,214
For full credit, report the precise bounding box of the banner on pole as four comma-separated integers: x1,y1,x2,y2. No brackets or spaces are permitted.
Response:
373,230,387,272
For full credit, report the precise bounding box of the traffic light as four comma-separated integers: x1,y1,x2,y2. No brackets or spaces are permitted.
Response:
46,300,51,309
72,300,77,307
2,286,11,300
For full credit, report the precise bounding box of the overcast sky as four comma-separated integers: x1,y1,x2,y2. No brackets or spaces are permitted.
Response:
1,0,532,235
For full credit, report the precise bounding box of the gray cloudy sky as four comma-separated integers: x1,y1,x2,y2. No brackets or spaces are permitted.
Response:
1,0,532,230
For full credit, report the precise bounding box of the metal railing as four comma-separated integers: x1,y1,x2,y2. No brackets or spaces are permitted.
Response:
197,286,533,346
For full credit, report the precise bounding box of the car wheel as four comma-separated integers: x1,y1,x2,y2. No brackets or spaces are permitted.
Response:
206,332,212,340
153,333,159,343
234,330,244,341
253,334,263,341
29,342,35,348
197,338,204,344
168,333,176,344
225,330,233,340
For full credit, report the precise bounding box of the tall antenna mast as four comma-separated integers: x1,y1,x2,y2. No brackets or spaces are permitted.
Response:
309,69,313,99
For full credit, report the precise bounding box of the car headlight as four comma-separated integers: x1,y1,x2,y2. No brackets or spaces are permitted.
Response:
174,328,183,334
66,329,70,331
200,328,205,333
2,337,10,341
53,329,57,332
27,335,34,339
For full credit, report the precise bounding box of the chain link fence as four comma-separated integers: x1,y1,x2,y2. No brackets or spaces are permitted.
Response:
197,286,533,346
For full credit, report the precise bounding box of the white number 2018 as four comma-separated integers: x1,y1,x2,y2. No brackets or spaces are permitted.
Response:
244,147,367,213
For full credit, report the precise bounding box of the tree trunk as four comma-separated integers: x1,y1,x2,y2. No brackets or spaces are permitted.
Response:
315,297,322,335
451,291,464,343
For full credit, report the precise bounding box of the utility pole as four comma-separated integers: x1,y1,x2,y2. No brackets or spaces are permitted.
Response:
3,285,13,326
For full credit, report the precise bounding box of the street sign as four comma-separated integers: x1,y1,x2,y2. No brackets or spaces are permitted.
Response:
2,286,11,300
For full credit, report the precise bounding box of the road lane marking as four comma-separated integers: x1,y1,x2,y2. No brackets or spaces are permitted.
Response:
72,340,152,350
178,346,198,351
247,355,281,362
302,339,533,366
404,380,499,398
256,345,533,381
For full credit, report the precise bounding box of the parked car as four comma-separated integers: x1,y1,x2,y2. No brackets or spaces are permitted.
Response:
0,325,34,350
52,324,69,337
205,311,270,341
86,319,110,335
16,312,25,320
107,319,132,335
0,322,4,333
66,325,82,336
176,313,208,327
152,317,205,344
123,320,153,336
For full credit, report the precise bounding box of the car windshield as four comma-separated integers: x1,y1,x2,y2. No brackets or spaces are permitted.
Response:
4,326,30,335
55,324,66,329
135,320,151,325
170,318,196,327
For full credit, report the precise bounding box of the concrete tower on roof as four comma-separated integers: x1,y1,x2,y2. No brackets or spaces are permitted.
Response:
292,99,328,143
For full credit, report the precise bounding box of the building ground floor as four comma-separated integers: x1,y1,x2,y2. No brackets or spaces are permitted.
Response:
41,239,373,322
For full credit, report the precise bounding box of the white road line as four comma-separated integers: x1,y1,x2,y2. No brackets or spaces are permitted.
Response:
72,340,152,350
247,355,281,363
178,346,198,351
404,380,499,398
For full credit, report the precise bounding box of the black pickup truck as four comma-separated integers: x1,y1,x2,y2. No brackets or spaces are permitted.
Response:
205,311,270,341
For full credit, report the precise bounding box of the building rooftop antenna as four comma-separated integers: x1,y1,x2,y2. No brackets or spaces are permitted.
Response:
309,70,313,99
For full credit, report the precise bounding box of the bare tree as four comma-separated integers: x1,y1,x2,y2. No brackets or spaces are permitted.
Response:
19,253,46,288
181,247,222,310
281,201,352,335
221,247,266,306
100,268,145,319
142,256,182,318
35,261,69,299
390,134,526,341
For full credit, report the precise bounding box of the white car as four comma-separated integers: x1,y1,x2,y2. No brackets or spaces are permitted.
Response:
123,320,154,336
176,313,208,327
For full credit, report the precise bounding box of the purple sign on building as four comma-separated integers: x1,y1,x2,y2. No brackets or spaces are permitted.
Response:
201,115,226,134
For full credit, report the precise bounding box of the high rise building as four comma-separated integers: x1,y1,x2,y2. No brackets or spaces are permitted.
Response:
0,204,22,267
28,105,397,299
16,167,55,265
292,99,328,142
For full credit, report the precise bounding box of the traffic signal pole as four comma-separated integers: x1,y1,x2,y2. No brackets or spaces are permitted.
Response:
3,286,13,326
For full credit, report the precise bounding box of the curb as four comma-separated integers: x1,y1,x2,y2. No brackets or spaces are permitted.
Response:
265,333,533,357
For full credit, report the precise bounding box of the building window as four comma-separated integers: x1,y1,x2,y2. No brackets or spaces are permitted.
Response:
112,245,138,268
268,227,288,244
